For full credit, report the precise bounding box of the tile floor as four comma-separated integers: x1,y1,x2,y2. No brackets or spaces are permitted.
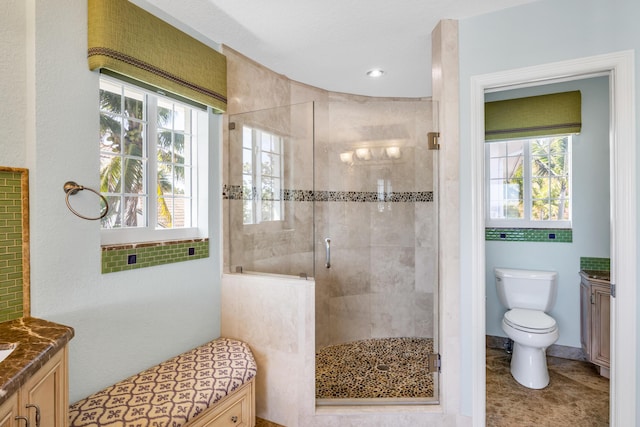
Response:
486,347,609,426
255,417,285,427
256,347,608,427
316,337,434,399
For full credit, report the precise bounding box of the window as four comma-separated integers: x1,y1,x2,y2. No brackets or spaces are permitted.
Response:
486,135,571,228
242,126,283,225
99,75,208,244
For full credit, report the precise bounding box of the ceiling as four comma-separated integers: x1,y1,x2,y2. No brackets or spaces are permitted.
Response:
137,0,540,98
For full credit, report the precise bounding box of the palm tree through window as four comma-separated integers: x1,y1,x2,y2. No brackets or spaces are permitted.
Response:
99,76,198,232
486,136,571,228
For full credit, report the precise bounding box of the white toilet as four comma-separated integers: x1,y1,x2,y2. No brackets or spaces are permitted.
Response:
494,267,559,389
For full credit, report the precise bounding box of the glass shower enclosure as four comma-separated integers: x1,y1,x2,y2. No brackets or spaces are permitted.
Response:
226,99,439,405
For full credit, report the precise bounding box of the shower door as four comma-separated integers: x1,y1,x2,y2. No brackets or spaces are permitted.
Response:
313,100,440,404
226,99,439,405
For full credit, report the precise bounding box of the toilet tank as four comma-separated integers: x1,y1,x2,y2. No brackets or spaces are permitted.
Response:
494,268,558,312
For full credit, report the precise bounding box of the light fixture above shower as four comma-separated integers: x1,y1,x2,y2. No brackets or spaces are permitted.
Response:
385,146,401,159
340,144,402,165
355,148,372,160
340,151,354,164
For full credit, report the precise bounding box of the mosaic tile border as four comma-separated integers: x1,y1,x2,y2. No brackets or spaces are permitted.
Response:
485,227,572,242
580,257,610,271
101,239,209,274
222,185,433,203
0,168,28,322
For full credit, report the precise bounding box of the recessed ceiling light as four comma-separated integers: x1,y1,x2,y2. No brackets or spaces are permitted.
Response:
366,68,385,78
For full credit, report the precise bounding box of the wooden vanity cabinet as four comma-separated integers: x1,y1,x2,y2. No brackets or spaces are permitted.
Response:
185,379,254,427
0,394,18,427
0,345,68,427
580,274,610,378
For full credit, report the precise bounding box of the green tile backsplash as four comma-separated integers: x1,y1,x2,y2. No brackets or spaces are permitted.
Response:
485,228,572,242
580,257,610,271
101,239,209,273
0,170,25,322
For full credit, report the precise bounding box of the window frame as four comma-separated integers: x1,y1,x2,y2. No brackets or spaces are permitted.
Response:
485,135,572,229
99,75,210,245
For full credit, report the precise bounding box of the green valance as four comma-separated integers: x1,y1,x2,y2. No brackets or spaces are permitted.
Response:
88,0,227,113
485,91,581,141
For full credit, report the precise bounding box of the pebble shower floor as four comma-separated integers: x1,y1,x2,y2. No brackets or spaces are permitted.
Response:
315,337,435,399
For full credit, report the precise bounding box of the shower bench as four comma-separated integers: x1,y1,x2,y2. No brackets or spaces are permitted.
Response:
68,337,257,427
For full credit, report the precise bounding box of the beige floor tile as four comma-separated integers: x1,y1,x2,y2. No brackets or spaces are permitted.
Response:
486,347,609,426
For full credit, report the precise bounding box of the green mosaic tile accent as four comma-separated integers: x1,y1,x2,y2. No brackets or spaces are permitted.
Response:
101,239,209,274
0,170,24,322
580,257,610,272
485,228,572,242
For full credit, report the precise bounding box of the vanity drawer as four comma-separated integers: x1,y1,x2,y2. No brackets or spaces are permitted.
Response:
187,379,253,427
208,398,247,427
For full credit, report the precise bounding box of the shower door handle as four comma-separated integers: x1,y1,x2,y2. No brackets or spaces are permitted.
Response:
324,238,331,268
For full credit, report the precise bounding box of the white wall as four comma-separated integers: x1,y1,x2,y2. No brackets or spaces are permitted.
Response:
459,0,640,420
0,0,26,167
485,77,610,348
3,0,223,402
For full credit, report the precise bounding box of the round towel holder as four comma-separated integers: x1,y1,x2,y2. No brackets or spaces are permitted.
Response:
63,181,109,221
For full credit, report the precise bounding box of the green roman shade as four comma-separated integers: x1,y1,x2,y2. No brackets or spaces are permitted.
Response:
485,91,581,141
88,0,227,113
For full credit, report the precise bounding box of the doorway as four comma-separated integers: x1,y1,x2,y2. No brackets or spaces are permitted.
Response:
469,51,637,425
484,75,610,425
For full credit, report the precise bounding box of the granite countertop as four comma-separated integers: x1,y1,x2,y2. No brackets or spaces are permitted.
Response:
0,317,74,405
579,269,611,283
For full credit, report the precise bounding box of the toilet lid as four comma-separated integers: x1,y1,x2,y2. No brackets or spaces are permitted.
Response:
504,308,557,333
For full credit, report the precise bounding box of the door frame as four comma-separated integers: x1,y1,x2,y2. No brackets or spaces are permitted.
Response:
469,51,636,425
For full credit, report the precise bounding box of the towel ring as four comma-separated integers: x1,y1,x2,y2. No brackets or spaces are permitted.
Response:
63,181,109,221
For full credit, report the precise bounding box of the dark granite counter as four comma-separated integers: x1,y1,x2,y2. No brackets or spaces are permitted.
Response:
0,317,74,405
579,269,611,284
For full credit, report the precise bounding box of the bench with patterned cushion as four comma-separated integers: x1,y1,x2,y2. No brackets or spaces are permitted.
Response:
69,337,257,427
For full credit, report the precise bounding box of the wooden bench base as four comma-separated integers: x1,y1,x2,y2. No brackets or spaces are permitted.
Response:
184,379,254,427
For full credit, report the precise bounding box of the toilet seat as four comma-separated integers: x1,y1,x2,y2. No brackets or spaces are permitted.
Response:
504,308,557,334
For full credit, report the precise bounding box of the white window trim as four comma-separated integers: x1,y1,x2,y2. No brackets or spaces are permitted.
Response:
485,136,572,229
99,76,209,245
242,126,284,225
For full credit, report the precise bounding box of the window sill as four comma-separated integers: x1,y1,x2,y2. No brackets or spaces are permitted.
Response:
100,227,205,246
